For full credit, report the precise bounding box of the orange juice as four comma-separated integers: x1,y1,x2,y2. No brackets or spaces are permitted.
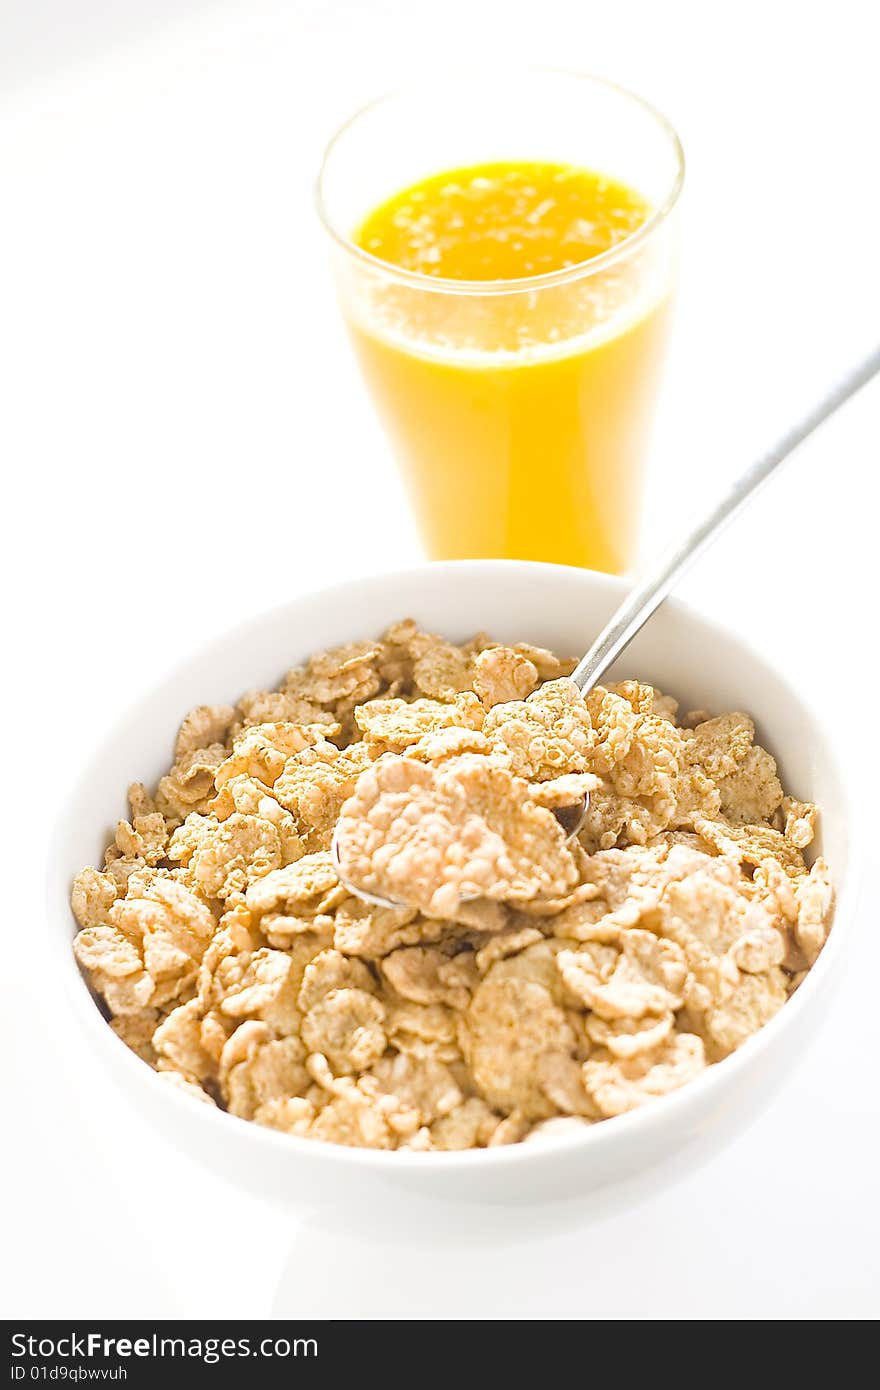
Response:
347,161,673,572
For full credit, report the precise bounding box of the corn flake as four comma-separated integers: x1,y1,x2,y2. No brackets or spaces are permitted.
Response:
335,754,578,916
71,622,835,1152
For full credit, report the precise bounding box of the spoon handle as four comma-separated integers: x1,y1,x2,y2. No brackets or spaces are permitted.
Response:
569,343,880,695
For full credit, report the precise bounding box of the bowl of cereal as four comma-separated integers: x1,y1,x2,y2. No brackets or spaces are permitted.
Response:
51,561,854,1213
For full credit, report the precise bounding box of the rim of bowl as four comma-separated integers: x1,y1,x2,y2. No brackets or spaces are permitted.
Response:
48,560,861,1177
315,67,685,298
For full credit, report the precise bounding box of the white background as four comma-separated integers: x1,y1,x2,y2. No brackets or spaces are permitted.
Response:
2,0,879,1320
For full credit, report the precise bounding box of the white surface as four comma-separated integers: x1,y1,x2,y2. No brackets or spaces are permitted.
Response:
1,0,879,1320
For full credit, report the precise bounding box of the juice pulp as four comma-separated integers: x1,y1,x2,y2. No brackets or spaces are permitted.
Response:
349,161,672,572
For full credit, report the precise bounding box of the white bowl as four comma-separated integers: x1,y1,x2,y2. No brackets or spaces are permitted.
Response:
49,561,857,1221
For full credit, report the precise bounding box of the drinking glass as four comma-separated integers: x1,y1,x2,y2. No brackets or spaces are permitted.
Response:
317,70,684,573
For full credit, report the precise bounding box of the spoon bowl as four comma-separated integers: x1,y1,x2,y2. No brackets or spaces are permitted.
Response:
330,787,591,911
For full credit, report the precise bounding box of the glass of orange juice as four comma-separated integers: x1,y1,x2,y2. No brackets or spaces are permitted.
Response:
317,70,683,573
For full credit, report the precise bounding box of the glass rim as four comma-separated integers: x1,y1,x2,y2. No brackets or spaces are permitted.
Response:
315,67,685,298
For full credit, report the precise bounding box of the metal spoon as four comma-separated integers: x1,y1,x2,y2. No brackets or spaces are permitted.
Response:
334,343,880,907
